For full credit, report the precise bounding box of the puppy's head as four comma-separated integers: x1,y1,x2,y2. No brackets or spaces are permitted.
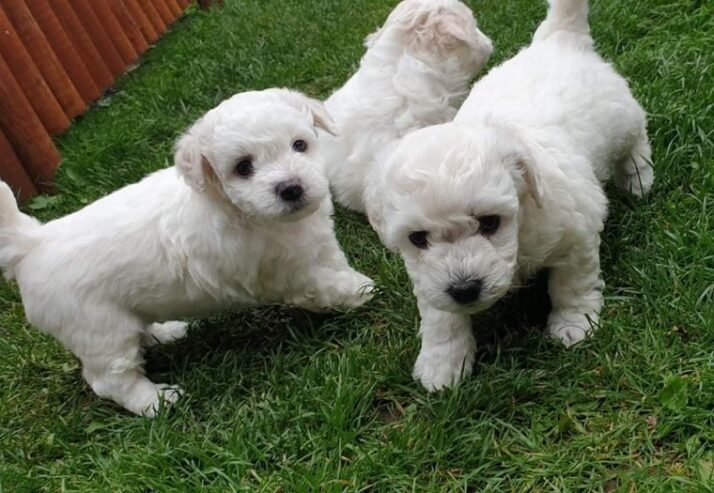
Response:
175,89,336,221
366,0,493,79
367,123,543,314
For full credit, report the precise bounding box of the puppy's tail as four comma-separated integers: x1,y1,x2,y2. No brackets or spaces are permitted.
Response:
0,181,40,279
532,0,592,45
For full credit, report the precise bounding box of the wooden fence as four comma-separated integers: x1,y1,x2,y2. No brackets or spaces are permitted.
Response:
0,0,221,202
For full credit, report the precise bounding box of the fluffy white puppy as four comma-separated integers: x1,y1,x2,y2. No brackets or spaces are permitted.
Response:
0,89,374,416
367,0,654,390
323,0,493,213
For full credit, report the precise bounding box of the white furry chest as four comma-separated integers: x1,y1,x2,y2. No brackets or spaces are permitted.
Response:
180,215,328,309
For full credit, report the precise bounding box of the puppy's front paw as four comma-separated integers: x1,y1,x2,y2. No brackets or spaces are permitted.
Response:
143,321,189,347
137,384,184,418
616,167,654,198
547,311,594,347
412,347,474,392
326,270,375,309
343,271,375,307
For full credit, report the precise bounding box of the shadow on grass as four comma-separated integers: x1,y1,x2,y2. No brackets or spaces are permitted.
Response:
471,269,551,357
145,306,348,371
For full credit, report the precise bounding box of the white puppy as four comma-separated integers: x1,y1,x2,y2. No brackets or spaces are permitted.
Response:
0,89,374,416
367,0,654,391
324,0,493,213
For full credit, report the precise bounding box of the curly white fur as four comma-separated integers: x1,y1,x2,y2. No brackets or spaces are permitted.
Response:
367,0,654,391
0,89,373,416
323,0,493,213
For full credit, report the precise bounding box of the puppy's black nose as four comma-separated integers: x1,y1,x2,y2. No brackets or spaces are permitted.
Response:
275,181,304,202
447,279,482,305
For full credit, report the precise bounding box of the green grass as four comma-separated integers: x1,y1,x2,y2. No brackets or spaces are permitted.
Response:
1,0,713,491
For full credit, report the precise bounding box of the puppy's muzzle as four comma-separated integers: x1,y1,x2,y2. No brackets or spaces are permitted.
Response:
447,279,482,305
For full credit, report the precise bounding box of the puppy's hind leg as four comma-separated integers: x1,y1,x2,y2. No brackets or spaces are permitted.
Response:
142,321,189,347
547,238,604,346
78,313,182,417
615,127,654,198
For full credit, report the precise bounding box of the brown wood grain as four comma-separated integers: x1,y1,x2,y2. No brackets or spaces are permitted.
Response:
0,129,38,202
0,53,60,186
24,0,100,104
113,0,151,52
164,0,183,18
123,0,158,44
3,0,85,119
137,0,167,35
88,1,139,64
47,0,115,92
0,8,69,135
66,0,125,77
153,0,175,25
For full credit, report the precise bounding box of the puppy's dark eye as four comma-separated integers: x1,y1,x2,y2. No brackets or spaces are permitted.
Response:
292,139,308,153
478,215,500,235
408,231,429,249
235,158,253,178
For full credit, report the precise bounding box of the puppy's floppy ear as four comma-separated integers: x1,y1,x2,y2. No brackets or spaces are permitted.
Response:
514,154,544,209
431,11,474,48
461,26,494,66
393,2,491,54
365,188,396,252
439,17,472,46
364,155,399,252
508,142,545,209
305,97,338,136
275,89,338,136
493,123,544,209
174,127,208,192
433,16,494,69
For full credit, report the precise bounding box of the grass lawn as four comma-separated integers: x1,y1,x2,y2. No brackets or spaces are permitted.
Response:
1,0,713,491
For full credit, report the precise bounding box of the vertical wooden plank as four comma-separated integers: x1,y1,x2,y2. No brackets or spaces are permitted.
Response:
3,0,85,119
164,0,183,18
24,0,100,104
176,0,190,8
46,0,115,92
112,1,151,52
66,0,125,77
123,0,159,44
88,1,139,64
0,53,60,186
153,0,175,25
0,130,38,202
137,0,167,35
0,8,69,135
